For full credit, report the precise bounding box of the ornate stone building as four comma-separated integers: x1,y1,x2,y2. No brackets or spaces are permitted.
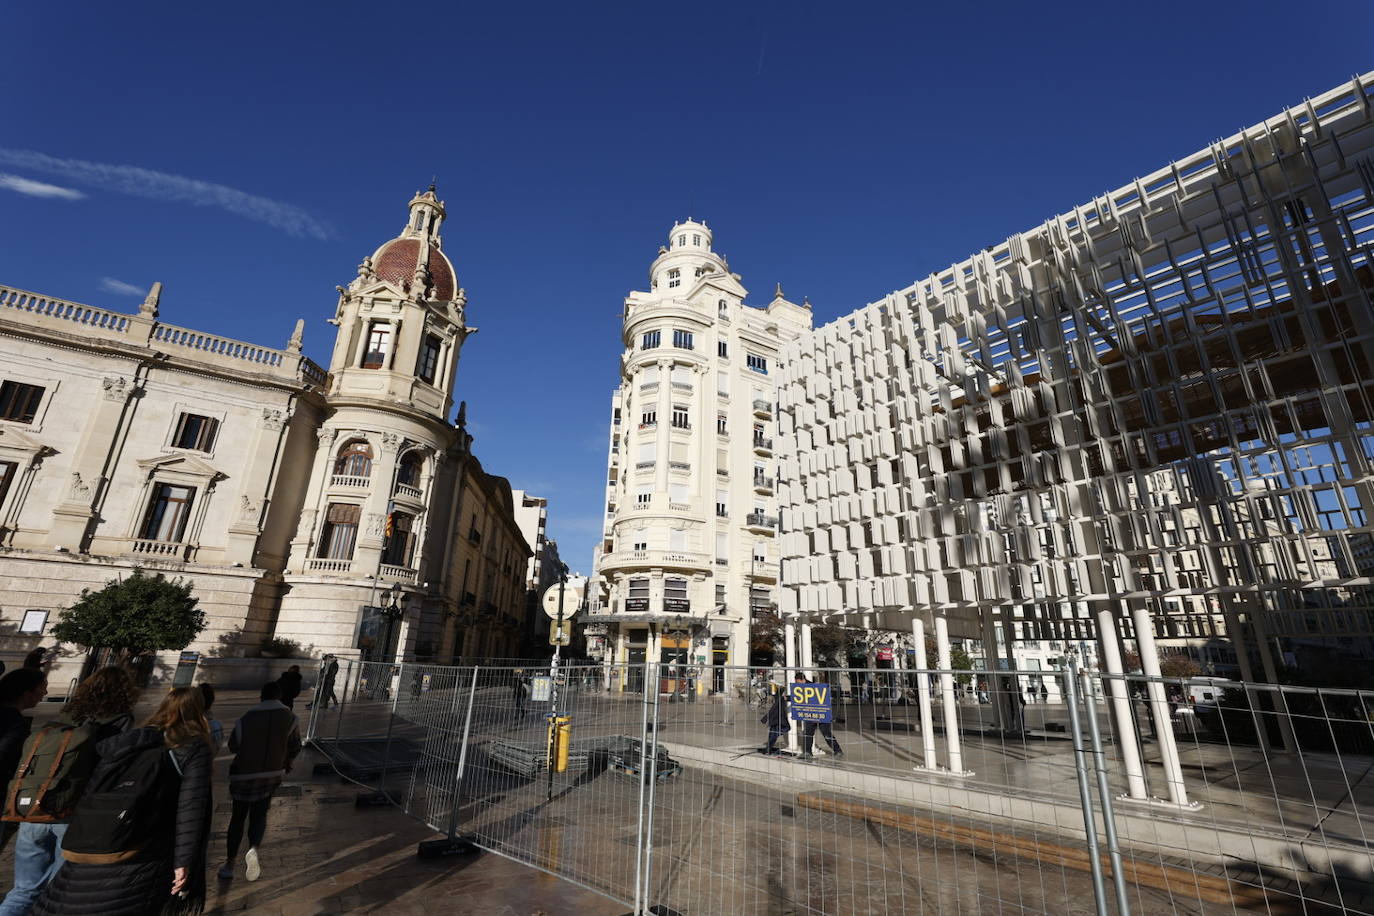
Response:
0,187,530,685
586,220,811,691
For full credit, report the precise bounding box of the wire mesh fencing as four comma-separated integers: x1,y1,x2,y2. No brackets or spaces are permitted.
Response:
305,658,1374,915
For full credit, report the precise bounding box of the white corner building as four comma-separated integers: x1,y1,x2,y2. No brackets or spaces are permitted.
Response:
586,220,811,691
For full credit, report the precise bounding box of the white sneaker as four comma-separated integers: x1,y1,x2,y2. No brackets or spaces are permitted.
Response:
245,847,261,882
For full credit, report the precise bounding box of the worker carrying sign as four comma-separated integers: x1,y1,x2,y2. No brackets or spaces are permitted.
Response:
788,679,833,723
788,673,845,759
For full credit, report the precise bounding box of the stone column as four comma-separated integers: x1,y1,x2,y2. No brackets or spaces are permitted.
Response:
50,375,137,551
357,432,403,576
225,406,291,566
287,426,338,570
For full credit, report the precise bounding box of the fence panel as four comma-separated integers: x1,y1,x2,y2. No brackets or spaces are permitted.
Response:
1092,671,1374,915
305,658,1374,915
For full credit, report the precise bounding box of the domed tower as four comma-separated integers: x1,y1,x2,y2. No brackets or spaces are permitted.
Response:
275,186,475,660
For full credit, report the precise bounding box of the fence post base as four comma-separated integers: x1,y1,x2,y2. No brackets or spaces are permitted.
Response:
417,836,478,858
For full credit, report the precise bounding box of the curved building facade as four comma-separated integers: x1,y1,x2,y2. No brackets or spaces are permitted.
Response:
586,221,811,691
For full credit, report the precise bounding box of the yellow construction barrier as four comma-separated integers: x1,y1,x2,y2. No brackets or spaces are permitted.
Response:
546,715,571,773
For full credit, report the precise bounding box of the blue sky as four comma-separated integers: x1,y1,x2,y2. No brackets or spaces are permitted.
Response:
1,2,1368,572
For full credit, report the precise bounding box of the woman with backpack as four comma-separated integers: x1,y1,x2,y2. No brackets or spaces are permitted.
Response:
0,667,138,915
34,686,213,916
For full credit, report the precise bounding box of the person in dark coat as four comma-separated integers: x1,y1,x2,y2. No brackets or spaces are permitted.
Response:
307,655,339,710
0,668,48,850
275,666,303,710
218,681,300,883
0,667,137,916
758,684,790,755
34,687,213,916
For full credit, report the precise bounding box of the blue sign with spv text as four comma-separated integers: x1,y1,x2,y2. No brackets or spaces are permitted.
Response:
788,682,833,723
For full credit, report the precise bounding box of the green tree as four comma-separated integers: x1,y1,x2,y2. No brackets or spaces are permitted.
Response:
923,635,975,685
51,570,206,666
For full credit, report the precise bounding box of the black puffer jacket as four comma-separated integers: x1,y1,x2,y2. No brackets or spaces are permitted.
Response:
34,727,213,916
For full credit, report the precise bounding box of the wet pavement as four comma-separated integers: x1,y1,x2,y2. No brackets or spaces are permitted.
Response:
0,690,624,916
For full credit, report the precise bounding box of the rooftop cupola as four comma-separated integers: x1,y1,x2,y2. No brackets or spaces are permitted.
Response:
668,219,713,253
403,184,446,246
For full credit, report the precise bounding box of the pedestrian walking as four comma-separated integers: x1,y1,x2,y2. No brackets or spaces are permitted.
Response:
512,670,529,720
218,681,300,883
758,684,790,756
199,683,223,753
1039,683,1049,704
0,670,48,853
792,673,844,760
306,655,339,711
35,686,214,916
0,667,138,915
275,666,303,711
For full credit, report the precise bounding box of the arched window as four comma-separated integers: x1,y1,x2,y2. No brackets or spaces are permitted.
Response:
397,451,423,488
334,440,373,479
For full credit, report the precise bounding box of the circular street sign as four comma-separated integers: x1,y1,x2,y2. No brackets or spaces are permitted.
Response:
541,577,586,619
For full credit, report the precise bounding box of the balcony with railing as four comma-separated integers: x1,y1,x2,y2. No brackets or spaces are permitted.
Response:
671,381,693,392
753,399,772,416
753,475,774,492
330,474,370,489
669,461,691,472
126,538,191,560
394,483,423,501
306,557,353,574
753,436,773,453
381,564,418,584
747,512,778,530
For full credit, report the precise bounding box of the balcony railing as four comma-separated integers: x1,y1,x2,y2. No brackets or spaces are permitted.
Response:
394,483,422,501
753,437,773,452
753,399,772,415
636,460,655,470
716,468,729,477
307,557,353,574
331,474,370,488
381,564,418,584
128,538,188,560
671,382,693,391
753,475,774,491
747,512,778,528
669,461,691,472
669,502,692,512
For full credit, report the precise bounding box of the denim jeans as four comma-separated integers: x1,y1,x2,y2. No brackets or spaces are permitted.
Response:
0,822,67,916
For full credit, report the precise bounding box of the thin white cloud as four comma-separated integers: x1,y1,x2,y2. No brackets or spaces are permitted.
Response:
0,173,85,200
0,148,333,240
100,277,146,297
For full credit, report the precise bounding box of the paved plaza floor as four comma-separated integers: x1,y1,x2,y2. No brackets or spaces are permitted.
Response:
0,690,623,916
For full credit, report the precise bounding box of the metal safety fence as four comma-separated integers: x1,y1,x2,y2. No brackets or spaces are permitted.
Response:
305,658,1374,915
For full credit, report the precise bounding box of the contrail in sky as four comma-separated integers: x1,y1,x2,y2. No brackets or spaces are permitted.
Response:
0,173,84,200
0,148,334,240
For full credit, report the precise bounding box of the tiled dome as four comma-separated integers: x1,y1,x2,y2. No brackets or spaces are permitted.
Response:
373,238,456,301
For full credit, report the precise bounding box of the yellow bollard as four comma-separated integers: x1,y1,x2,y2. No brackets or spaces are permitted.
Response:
546,715,572,773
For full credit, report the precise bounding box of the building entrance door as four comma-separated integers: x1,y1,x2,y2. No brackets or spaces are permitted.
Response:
627,647,646,693
712,637,729,694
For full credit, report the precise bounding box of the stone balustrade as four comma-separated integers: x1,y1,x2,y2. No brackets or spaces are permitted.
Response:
0,284,326,386
306,557,353,574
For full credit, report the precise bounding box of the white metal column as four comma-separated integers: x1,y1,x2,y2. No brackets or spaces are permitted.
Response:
1131,605,1191,806
935,615,966,774
912,617,938,771
1096,607,1147,800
